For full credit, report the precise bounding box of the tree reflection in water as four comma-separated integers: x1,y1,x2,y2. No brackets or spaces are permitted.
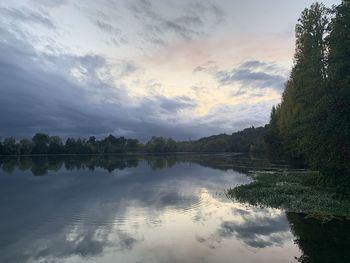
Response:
287,212,350,263
0,154,348,262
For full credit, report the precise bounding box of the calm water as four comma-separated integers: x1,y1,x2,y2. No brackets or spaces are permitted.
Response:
0,154,349,263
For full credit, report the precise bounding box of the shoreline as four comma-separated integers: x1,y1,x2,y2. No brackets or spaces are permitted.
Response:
228,171,350,219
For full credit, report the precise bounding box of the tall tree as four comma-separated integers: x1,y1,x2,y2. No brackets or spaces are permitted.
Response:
299,0,350,179
266,1,350,187
267,3,330,160
278,3,329,134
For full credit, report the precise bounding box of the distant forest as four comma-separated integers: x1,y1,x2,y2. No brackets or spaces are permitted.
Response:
0,126,266,156
1,1,349,183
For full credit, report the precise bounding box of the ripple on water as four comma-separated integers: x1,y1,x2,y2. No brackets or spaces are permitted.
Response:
39,188,221,229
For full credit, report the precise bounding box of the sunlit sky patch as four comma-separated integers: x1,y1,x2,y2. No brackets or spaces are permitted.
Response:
0,0,339,140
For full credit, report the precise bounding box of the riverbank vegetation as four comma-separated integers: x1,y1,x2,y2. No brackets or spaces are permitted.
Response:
264,1,350,185
229,1,350,217
228,171,350,218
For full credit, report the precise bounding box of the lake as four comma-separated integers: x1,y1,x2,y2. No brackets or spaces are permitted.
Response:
0,154,349,263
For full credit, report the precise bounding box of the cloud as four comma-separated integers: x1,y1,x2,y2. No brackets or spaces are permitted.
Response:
156,95,197,113
95,20,121,36
0,4,277,141
0,27,214,140
200,103,272,131
0,7,56,29
215,60,287,91
31,0,68,8
126,0,225,45
216,70,285,90
194,60,288,94
0,22,274,141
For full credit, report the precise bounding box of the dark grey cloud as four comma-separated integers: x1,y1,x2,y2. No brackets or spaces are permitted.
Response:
115,60,139,78
0,27,224,140
189,1,225,25
193,66,206,73
194,60,288,94
0,6,273,141
215,60,287,91
156,95,197,113
126,0,225,45
216,69,285,89
201,103,271,131
0,7,56,28
95,20,121,36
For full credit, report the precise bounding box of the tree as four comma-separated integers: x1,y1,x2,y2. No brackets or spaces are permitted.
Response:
147,136,166,152
19,139,33,155
264,106,283,158
2,137,19,155
0,137,3,155
87,136,98,153
127,138,140,151
265,1,349,188
65,138,76,154
48,136,64,154
166,138,177,152
32,133,50,154
295,0,350,181
267,2,330,160
278,3,329,130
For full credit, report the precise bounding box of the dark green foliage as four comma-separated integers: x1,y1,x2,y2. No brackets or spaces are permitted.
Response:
177,134,232,152
146,136,177,152
127,138,139,150
0,127,267,155
65,138,93,154
2,137,19,155
48,136,64,154
228,171,350,218
0,134,142,155
328,0,350,87
264,106,283,158
177,126,267,153
230,126,267,153
19,139,33,155
32,133,50,154
99,135,127,153
265,1,350,184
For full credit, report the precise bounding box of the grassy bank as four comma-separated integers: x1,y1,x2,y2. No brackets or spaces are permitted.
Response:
228,171,350,219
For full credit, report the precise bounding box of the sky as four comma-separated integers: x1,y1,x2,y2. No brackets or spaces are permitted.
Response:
0,0,340,141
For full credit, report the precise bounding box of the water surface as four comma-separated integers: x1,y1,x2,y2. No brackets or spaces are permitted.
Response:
0,154,349,263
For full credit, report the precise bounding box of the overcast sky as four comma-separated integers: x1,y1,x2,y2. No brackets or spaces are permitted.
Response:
0,0,339,140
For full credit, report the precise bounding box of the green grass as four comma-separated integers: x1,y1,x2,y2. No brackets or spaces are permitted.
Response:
228,171,350,219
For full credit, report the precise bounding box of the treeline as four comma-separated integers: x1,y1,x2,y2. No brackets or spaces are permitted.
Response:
177,126,266,153
0,133,171,155
0,126,267,156
265,1,350,181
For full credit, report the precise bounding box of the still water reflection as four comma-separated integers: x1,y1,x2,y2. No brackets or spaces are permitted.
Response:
0,155,349,263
